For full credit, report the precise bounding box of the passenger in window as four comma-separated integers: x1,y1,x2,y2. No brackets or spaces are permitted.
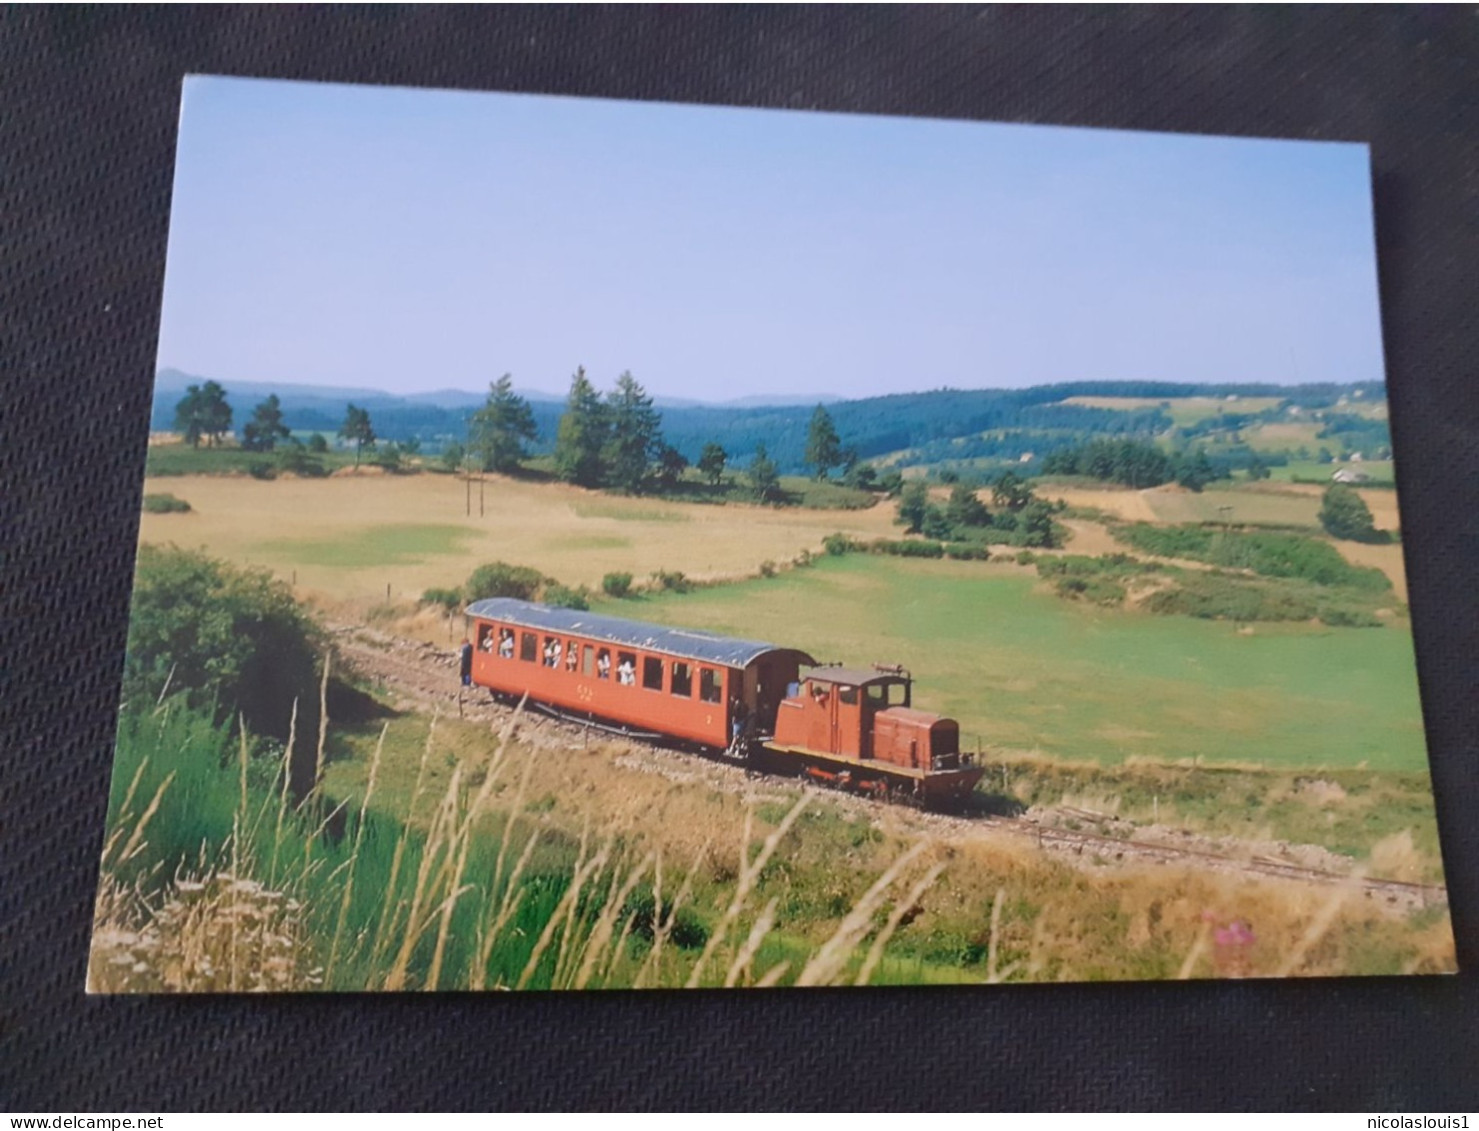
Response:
498,629,514,658
597,650,611,680
566,644,579,671
617,658,635,686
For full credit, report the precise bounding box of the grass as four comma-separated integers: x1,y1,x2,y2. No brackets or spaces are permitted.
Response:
594,553,1429,771
262,524,475,568
1271,460,1396,486
1058,395,1284,428
136,472,905,603
91,658,1454,991
145,443,360,477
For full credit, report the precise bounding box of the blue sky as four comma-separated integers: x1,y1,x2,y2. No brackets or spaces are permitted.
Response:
157,76,1386,401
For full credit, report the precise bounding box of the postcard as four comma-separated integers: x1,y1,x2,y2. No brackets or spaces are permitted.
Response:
89,75,1455,992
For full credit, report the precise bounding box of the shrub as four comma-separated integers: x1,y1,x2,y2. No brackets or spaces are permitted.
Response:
869,538,945,559
944,543,989,561
1114,523,1390,590
651,568,691,593
306,433,329,454
421,587,463,612
141,493,191,514
247,461,276,481
1317,605,1382,628
463,561,548,602
601,571,634,598
822,532,859,556
545,584,590,611
758,561,777,579
123,546,322,743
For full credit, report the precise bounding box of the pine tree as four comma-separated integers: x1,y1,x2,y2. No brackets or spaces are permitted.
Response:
470,374,537,473
553,367,608,487
242,394,291,452
603,371,663,493
339,404,376,468
805,404,843,480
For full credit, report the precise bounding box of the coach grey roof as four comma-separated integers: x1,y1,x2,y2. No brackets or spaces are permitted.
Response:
465,598,816,668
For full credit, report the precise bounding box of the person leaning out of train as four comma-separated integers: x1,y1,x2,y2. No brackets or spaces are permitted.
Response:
498,629,514,658
617,658,635,685
459,639,473,687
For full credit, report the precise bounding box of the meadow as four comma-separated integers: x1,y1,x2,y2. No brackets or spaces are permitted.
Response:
136,471,902,607
592,554,1428,772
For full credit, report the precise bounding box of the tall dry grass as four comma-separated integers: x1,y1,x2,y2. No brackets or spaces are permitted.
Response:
89,683,952,992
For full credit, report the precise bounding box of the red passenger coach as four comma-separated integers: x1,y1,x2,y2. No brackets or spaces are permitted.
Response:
465,598,815,749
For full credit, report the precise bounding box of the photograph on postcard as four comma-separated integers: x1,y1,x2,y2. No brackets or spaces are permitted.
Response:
89,75,1455,992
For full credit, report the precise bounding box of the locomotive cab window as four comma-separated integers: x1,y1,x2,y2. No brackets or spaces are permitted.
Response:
866,681,908,707
699,668,722,704
838,686,858,706
671,661,692,698
642,656,664,691
520,632,538,662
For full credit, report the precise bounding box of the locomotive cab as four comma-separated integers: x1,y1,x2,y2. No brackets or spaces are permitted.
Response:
776,666,947,765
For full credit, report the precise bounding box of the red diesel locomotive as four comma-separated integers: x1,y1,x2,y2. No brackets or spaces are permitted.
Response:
464,598,983,806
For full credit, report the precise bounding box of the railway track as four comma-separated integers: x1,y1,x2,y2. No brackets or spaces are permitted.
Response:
330,623,1447,913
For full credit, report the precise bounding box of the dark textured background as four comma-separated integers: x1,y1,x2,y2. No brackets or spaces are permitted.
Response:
3,6,1477,1112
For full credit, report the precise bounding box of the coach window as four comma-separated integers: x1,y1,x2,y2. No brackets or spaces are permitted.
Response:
616,651,636,685
699,668,722,704
566,641,579,671
520,632,538,662
583,645,596,677
498,627,515,658
671,661,693,698
642,656,664,691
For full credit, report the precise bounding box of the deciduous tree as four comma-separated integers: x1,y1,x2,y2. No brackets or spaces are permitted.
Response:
748,443,780,503
697,442,728,486
1319,484,1380,542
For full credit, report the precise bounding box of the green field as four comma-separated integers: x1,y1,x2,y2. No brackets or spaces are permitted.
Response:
597,554,1428,771
1270,460,1396,486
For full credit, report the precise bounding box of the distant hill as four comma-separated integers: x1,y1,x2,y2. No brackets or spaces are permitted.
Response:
150,369,1384,476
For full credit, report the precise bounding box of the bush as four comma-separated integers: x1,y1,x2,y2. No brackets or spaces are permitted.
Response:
601,571,634,598
944,543,989,561
758,561,777,579
421,587,463,612
869,538,945,559
822,532,859,556
247,461,276,480
307,433,329,454
651,568,691,593
544,584,590,611
464,561,548,602
141,493,191,514
123,546,322,743
1114,523,1390,590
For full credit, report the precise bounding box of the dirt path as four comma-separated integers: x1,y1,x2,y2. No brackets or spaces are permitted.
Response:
330,623,1444,913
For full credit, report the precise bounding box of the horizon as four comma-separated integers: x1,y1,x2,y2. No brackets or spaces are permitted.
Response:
157,77,1387,400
